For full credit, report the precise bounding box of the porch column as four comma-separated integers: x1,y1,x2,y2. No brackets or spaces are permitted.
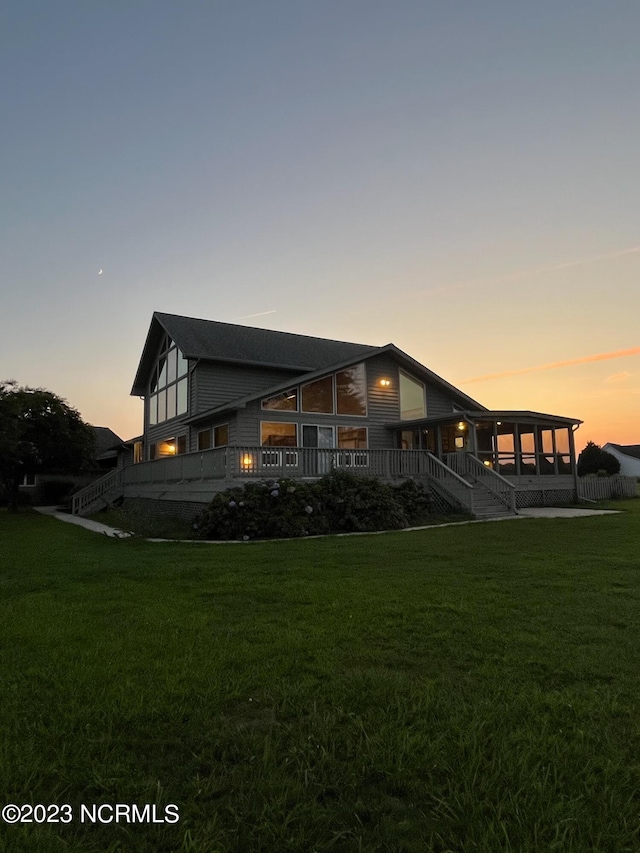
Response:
469,419,478,456
533,425,542,474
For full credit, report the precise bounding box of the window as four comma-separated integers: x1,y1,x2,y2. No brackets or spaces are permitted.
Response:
337,427,367,449
213,424,229,447
149,443,156,461
399,372,426,420
133,441,143,463
156,436,186,457
20,472,36,487
199,425,228,450
198,429,211,451
148,334,188,425
261,364,367,417
336,365,366,416
157,438,177,457
261,422,297,446
301,376,333,413
262,389,298,411
400,430,418,450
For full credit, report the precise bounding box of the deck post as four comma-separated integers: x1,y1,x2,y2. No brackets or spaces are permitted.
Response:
569,426,579,499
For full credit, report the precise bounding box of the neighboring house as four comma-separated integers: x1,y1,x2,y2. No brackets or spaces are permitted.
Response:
603,443,640,478
18,425,124,505
94,426,125,469
73,312,584,518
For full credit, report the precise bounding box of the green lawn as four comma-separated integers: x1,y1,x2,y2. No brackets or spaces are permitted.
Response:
1,503,640,852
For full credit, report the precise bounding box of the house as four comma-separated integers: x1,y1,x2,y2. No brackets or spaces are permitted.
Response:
603,443,640,478
72,312,584,518
17,426,123,506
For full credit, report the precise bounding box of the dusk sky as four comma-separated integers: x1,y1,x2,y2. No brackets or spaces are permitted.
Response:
2,1,638,448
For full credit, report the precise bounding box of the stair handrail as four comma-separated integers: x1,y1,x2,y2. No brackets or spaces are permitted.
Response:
71,468,123,515
423,452,475,514
457,454,516,512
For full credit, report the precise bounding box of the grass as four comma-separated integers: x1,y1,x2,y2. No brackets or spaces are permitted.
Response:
87,505,199,539
1,501,640,852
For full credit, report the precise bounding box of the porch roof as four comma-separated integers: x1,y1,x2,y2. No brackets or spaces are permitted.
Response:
386,410,583,430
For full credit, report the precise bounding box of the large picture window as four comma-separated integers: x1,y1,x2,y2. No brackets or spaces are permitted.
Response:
301,376,333,413
399,372,426,420
262,389,298,411
148,335,188,425
261,422,297,446
336,365,366,416
261,364,367,418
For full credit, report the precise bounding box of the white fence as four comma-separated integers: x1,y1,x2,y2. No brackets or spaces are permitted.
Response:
577,475,638,502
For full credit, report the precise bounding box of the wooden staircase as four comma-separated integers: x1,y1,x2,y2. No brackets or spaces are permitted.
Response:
71,468,124,516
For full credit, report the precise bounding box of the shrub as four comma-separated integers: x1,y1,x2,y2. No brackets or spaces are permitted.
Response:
392,477,433,526
194,472,432,540
578,442,620,477
314,470,407,533
194,480,327,541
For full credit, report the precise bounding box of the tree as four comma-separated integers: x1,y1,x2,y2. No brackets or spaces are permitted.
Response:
0,381,96,512
577,440,620,477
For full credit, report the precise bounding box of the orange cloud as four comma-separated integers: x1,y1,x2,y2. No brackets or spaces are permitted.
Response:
462,347,640,384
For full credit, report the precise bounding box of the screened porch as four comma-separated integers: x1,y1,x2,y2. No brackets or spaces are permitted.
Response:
392,411,581,480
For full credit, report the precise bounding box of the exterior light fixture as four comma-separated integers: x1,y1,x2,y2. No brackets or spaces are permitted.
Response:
483,460,492,467
457,421,466,431
241,453,255,470
379,378,391,387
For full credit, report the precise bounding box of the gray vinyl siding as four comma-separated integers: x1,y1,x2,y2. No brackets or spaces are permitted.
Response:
143,358,293,454
230,353,466,450
194,362,297,415
364,353,401,448
425,381,459,418
365,354,460,446
142,351,467,456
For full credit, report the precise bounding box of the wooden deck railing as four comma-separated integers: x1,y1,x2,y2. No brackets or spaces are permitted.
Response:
120,446,476,513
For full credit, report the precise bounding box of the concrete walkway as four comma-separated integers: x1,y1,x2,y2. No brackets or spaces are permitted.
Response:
34,504,619,541
517,507,619,518
34,506,133,538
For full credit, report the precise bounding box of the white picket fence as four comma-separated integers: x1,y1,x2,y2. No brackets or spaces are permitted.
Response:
577,475,638,502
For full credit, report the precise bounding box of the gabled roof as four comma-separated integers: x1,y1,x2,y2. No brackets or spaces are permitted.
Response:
605,443,640,460
131,312,379,395
92,426,124,458
184,343,487,426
